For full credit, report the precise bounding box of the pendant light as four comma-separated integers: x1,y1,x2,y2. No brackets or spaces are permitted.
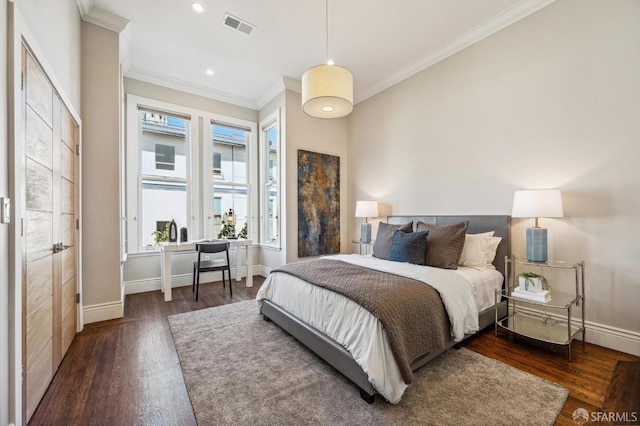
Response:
301,0,353,119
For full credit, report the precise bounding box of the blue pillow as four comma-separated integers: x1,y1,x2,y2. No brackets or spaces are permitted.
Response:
389,230,429,265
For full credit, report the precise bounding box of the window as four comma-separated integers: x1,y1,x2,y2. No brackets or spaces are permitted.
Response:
138,108,189,249
126,95,258,254
213,152,222,177
259,110,280,247
211,122,250,238
155,144,175,170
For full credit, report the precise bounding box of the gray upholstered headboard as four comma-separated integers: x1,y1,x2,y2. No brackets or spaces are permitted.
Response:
387,215,511,274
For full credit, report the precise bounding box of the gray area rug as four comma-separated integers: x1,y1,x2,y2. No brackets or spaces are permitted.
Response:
168,300,568,425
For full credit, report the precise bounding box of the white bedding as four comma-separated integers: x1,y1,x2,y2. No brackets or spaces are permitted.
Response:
255,254,503,403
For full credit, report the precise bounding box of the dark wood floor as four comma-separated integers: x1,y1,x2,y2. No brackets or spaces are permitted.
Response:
30,277,639,425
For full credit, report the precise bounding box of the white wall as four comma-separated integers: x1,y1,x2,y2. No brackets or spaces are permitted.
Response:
15,0,81,109
348,0,640,354
285,90,349,264
81,22,122,310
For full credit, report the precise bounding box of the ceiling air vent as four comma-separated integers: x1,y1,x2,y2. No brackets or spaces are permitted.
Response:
222,13,255,36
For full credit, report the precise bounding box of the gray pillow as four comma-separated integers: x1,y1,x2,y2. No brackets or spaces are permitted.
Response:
372,221,413,260
415,221,469,269
389,230,429,265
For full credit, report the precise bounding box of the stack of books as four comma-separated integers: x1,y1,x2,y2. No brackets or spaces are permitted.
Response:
512,287,551,303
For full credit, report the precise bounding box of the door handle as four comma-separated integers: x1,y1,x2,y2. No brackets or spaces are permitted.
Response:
53,242,72,253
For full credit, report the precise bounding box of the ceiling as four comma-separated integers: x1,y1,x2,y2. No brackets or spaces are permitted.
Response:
80,0,553,109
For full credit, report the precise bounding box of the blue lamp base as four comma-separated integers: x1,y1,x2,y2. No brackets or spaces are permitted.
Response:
360,223,372,243
526,227,548,262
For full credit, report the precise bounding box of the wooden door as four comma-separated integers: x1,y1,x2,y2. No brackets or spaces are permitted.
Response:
23,46,79,422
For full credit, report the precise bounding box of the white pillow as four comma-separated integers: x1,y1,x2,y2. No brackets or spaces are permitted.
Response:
459,232,494,270
485,236,502,270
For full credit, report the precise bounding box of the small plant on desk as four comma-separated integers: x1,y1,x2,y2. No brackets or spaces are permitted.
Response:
151,223,169,246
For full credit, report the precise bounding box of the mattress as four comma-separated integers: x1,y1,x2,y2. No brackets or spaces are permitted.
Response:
256,254,504,403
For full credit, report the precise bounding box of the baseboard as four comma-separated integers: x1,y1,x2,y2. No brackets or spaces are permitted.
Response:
83,300,124,324
258,265,272,277
515,305,640,357
125,265,264,295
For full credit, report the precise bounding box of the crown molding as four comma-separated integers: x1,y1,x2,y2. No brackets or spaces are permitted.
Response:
354,0,556,104
256,79,286,110
76,0,93,18
282,76,302,93
255,77,302,110
125,66,259,110
81,6,129,34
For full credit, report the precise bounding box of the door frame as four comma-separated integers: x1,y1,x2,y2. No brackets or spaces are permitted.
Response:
7,5,83,425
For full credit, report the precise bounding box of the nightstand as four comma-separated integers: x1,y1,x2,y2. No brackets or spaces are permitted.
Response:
352,240,374,255
495,257,585,361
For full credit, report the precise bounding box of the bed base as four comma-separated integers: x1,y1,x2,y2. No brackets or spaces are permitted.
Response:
261,214,511,403
261,299,508,404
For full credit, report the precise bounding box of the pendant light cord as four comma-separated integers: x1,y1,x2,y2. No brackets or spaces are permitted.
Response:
325,0,329,63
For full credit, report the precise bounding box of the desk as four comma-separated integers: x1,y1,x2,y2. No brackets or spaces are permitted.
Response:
160,239,253,302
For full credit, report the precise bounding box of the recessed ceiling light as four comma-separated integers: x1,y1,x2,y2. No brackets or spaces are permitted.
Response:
205,69,214,76
191,2,204,13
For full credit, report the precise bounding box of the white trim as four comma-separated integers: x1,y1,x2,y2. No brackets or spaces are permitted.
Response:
81,6,129,34
514,305,640,357
256,79,286,110
126,67,258,110
258,265,272,277
282,76,301,94
258,109,281,249
76,0,93,19
204,114,259,242
124,265,264,295
83,301,124,324
354,0,556,104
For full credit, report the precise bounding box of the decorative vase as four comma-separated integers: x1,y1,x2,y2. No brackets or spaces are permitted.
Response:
168,219,178,242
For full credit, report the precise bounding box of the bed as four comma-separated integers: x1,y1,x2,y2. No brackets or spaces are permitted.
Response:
257,215,510,404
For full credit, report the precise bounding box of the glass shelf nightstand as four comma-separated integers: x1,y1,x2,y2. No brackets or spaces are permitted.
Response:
351,240,374,255
495,257,585,361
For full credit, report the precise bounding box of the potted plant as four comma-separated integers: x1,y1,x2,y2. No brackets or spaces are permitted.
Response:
517,272,550,293
238,221,248,239
217,222,236,239
151,223,169,246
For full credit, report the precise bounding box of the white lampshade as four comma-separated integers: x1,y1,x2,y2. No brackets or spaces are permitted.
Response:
355,201,379,218
302,64,353,119
512,190,564,220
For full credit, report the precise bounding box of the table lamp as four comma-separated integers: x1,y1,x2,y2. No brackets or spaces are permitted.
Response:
355,201,379,244
512,189,563,262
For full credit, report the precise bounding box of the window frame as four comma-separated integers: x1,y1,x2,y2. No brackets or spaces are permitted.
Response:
259,109,281,249
126,95,200,253
126,95,259,254
203,114,258,242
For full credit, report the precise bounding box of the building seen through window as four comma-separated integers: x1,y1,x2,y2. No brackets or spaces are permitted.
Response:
212,122,249,238
140,110,188,247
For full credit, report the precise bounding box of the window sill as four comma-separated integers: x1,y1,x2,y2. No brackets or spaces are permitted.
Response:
257,243,281,252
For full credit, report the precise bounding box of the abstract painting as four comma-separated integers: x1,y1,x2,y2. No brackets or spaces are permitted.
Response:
297,150,340,257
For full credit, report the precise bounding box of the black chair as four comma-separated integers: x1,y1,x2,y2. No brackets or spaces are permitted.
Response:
192,242,231,301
